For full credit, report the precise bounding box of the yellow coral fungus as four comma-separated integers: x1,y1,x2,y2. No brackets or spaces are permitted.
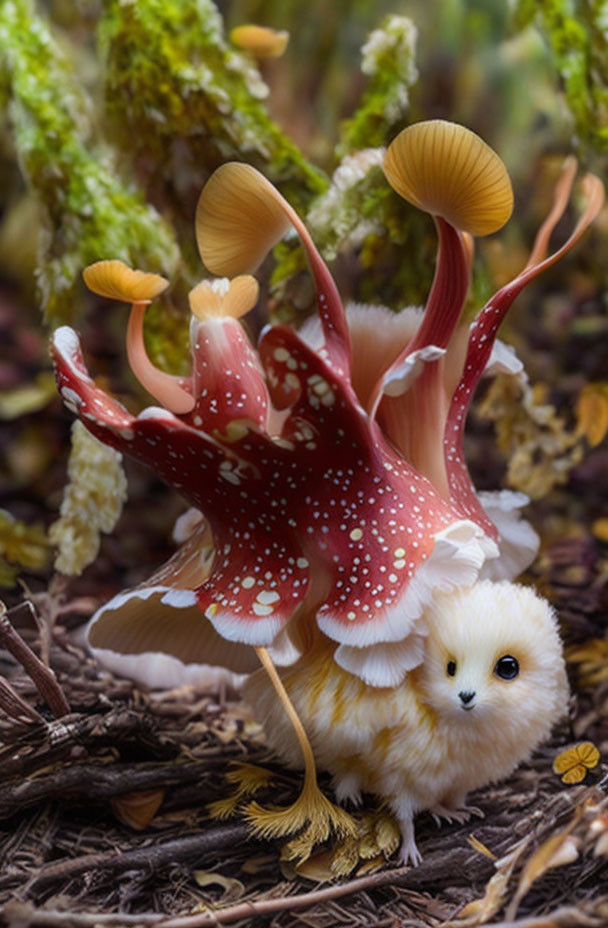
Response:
383,120,513,235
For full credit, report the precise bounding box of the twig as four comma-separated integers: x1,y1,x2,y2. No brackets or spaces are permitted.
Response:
0,674,44,724
3,902,163,926
155,853,486,928
28,823,253,892
0,757,234,818
14,854,489,928
0,601,70,717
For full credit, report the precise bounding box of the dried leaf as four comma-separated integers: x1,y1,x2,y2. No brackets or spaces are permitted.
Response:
355,855,385,876
456,869,511,924
295,849,336,882
592,518,608,542
240,854,276,875
454,836,530,925
467,834,497,860
594,832,608,856
508,826,580,918
553,742,600,784
0,372,56,420
193,870,245,900
576,382,608,447
110,789,165,830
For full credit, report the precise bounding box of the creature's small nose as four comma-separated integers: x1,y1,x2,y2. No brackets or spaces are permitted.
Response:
459,690,475,705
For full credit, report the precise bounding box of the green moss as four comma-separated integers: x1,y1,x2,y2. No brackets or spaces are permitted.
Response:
272,16,430,314
338,14,419,156
0,0,179,324
516,0,608,156
99,0,327,222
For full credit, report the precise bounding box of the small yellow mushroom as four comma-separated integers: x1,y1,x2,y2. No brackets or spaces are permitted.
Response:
383,120,514,236
188,275,259,321
196,163,291,277
230,24,289,59
83,260,169,304
553,741,600,784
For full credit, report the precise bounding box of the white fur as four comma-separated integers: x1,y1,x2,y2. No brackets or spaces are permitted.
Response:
244,580,568,864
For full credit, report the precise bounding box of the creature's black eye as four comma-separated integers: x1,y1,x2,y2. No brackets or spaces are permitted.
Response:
447,660,457,677
495,655,519,680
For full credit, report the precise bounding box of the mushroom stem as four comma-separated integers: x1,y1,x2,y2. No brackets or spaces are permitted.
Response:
126,304,194,415
254,646,318,789
408,217,470,354
244,646,357,841
274,199,352,377
523,157,577,271
444,171,605,530
369,218,469,420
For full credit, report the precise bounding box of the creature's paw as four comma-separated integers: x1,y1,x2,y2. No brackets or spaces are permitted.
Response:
396,816,422,867
332,772,363,807
398,829,422,866
430,802,484,827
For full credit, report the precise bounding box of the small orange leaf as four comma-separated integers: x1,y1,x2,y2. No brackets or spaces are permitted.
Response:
575,382,608,447
553,742,600,783
111,789,165,829
592,518,608,542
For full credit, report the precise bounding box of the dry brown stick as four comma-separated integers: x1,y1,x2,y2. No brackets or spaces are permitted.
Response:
28,822,253,893
156,869,413,928
0,601,70,717
0,674,44,724
3,901,164,926
13,850,492,927
0,757,234,819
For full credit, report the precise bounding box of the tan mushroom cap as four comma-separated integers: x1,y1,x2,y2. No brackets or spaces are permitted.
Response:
83,260,169,303
384,120,514,236
188,275,260,321
196,163,291,277
230,24,289,58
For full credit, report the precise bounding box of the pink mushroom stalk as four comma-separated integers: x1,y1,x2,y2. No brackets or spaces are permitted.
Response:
52,120,604,843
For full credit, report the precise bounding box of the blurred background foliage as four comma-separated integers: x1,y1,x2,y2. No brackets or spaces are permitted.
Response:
0,0,606,593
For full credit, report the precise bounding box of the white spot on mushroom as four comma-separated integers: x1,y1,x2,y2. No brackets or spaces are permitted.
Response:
256,590,280,605
253,603,274,616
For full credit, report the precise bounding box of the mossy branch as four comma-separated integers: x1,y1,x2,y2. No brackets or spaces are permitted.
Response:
0,0,180,324
515,0,608,156
98,0,327,219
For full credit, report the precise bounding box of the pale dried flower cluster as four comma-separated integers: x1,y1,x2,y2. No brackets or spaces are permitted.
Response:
361,15,418,121
50,420,127,575
307,148,385,258
478,373,583,499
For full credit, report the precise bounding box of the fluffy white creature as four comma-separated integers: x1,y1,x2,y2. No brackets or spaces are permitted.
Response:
244,579,569,863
